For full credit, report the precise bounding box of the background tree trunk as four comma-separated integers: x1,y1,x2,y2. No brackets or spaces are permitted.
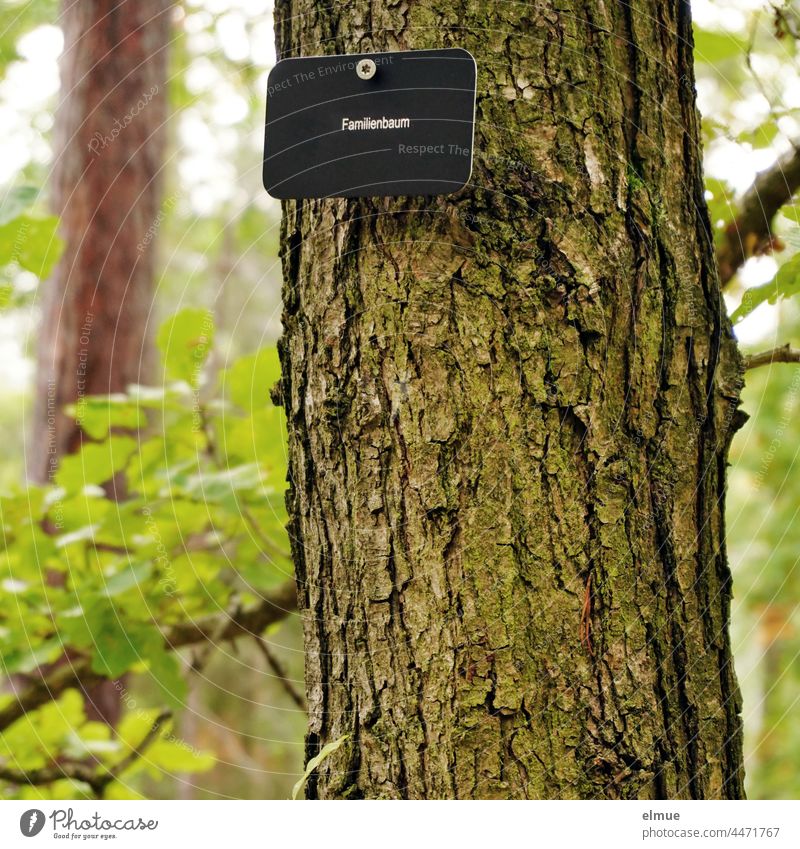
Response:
27,0,171,724
30,0,171,484
275,0,746,798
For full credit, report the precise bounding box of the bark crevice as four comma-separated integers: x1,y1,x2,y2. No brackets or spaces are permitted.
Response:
276,0,745,799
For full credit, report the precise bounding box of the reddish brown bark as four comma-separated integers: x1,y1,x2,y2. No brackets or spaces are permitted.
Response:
30,0,171,485
29,0,172,725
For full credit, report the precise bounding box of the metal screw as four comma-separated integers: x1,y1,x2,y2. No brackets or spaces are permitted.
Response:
356,59,377,80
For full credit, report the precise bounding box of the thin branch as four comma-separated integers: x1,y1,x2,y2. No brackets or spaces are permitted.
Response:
0,662,105,738
0,579,297,734
743,343,800,370
0,709,171,796
745,12,774,112
96,709,172,791
717,143,800,287
189,592,241,673
167,578,298,649
241,504,291,561
253,636,306,710
0,760,97,790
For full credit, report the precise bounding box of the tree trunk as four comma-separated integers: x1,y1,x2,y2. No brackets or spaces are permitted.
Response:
30,0,171,484
28,0,171,725
275,0,746,799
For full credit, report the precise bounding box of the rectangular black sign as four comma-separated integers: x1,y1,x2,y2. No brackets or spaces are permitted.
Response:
263,48,476,199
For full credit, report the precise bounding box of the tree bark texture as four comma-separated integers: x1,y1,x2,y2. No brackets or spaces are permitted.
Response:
30,0,171,483
275,0,746,799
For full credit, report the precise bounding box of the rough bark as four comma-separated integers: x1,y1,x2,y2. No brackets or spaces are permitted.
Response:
275,0,746,799
30,0,171,484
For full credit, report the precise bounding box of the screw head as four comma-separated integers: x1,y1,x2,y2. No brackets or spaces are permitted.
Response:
356,58,377,80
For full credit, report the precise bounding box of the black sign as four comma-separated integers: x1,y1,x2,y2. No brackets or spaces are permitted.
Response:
263,48,476,199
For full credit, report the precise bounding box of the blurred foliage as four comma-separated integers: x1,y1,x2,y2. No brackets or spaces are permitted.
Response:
728,306,800,799
1,694,214,801
0,184,62,310
731,251,800,323
0,0,301,799
0,307,294,798
729,302,800,800
693,0,800,800
0,0,57,69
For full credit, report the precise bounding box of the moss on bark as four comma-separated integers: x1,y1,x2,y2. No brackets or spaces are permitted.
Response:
275,0,745,799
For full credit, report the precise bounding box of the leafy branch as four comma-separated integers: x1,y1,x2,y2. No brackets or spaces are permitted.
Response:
0,709,171,797
716,142,800,287
253,636,306,710
0,308,295,798
0,579,297,734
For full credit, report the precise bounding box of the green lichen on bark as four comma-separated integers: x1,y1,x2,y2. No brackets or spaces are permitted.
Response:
274,0,745,799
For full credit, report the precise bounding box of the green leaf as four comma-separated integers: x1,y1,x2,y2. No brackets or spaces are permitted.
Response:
4,520,58,572
67,395,146,440
223,408,287,475
51,489,112,535
780,205,800,225
693,27,746,65
731,254,800,324
0,0,58,69
103,783,147,800
0,690,85,769
62,723,117,761
54,524,101,549
291,734,349,800
61,602,162,678
92,621,162,679
222,347,280,413
2,638,63,675
117,709,166,747
146,649,187,710
737,121,780,149
235,555,292,591
157,308,214,388
54,436,138,492
114,710,214,775
170,551,221,593
0,488,46,532
0,214,62,277
181,463,266,503
102,560,154,598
